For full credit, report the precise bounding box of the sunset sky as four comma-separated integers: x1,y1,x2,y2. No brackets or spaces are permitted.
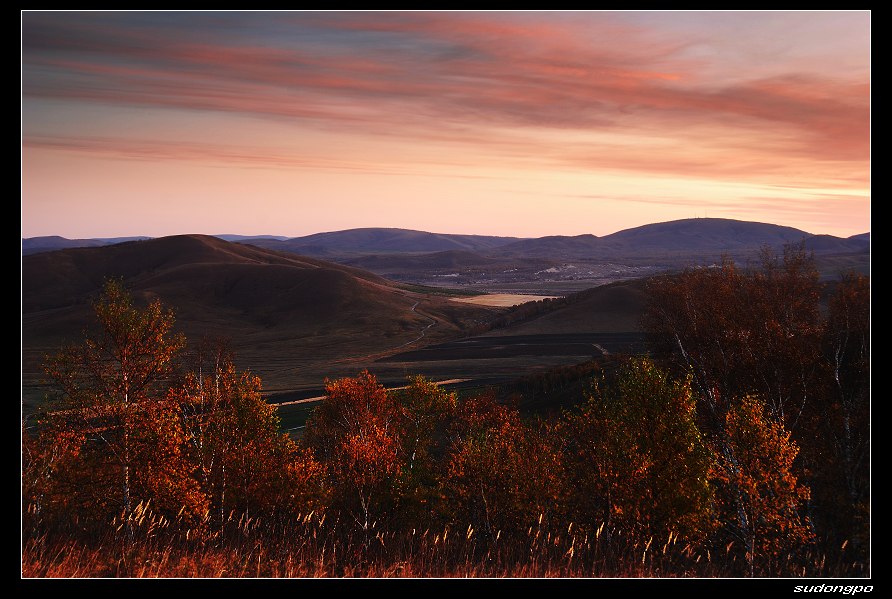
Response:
21,11,870,239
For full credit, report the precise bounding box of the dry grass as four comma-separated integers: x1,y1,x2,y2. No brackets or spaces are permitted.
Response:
21,508,867,579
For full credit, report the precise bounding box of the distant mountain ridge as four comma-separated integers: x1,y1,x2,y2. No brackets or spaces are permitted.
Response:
244,228,525,257
22,235,151,256
23,219,869,259
491,218,841,259
214,234,291,242
803,234,870,254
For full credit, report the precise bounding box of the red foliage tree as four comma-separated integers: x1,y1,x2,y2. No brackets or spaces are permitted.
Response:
644,245,821,430
42,280,205,530
713,394,813,575
174,359,325,526
443,393,567,541
303,371,404,535
392,375,457,523
22,421,83,535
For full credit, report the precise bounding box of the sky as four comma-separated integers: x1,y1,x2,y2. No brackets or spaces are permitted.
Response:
21,11,870,239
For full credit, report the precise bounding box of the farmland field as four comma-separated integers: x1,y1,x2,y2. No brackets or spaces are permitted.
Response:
449,293,561,307
378,333,647,362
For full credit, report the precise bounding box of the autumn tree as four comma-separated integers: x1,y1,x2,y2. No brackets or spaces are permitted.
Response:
173,337,234,519
22,420,83,535
643,247,823,572
392,375,457,523
174,357,325,526
563,358,715,543
644,244,821,430
303,371,404,535
42,280,204,529
825,273,870,520
645,246,867,567
442,392,567,541
745,245,822,426
712,394,813,575
805,272,871,554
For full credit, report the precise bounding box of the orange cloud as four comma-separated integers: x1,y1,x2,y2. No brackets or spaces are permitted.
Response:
24,13,868,155
21,12,870,237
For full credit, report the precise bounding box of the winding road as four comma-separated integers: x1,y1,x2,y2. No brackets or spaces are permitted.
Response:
398,301,437,348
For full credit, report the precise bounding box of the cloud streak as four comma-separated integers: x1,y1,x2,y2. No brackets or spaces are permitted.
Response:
21,11,870,237
23,13,869,154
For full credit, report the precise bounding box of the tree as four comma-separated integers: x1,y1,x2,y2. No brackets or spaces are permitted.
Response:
392,376,457,523
712,394,813,575
825,273,870,514
174,358,325,526
42,280,203,529
303,371,404,535
745,245,822,426
442,392,567,541
22,420,83,535
644,245,821,430
563,358,715,543
806,272,870,553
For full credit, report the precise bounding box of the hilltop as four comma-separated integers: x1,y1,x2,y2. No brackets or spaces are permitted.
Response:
22,235,499,402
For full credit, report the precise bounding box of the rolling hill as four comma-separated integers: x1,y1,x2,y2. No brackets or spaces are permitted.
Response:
214,234,291,242
25,219,869,267
23,234,388,312
492,218,816,260
802,234,870,254
320,218,866,291
484,278,650,336
601,218,810,251
22,235,501,404
243,228,524,257
26,218,867,303
492,234,602,257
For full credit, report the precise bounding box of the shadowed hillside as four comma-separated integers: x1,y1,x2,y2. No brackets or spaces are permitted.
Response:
803,234,870,254
22,235,500,402
23,234,390,313
482,278,649,335
345,249,501,271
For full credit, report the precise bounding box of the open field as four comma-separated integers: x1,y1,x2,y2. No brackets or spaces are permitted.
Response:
263,331,650,437
378,333,646,362
449,293,561,307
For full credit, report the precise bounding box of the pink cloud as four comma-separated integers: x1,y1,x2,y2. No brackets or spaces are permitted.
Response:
21,12,870,237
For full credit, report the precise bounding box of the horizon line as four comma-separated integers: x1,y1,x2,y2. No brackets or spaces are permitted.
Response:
21,215,872,242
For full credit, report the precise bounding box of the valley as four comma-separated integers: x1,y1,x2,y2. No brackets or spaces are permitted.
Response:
22,217,869,422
